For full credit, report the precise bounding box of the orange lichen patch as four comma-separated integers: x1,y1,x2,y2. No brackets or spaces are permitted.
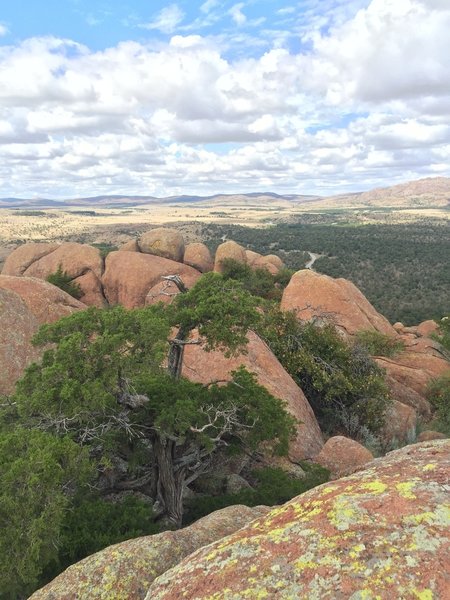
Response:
147,441,450,600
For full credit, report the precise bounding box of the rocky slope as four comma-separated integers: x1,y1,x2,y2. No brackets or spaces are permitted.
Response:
147,440,450,599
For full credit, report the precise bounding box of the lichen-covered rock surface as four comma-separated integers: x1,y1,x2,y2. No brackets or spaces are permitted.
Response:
30,505,270,600
147,440,450,599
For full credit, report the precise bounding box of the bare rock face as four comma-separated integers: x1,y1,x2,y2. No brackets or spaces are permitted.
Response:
382,400,417,445
214,241,247,272
245,249,262,266
102,252,201,309
281,270,396,337
416,319,439,338
0,275,86,324
30,505,270,600
0,280,86,395
254,254,284,275
183,330,324,461
314,436,373,479
145,271,202,306
2,242,105,307
147,440,450,600
183,243,213,273
417,430,447,442
139,228,185,263
0,288,41,395
384,374,432,418
119,239,140,253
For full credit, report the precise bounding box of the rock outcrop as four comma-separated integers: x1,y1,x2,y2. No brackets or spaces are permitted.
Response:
30,505,269,600
214,240,247,272
281,270,396,337
183,330,324,461
314,436,373,479
0,281,85,395
183,243,213,273
102,252,201,309
0,275,85,324
253,254,284,275
0,288,41,395
148,440,450,599
139,228,185,262
2,242,105,306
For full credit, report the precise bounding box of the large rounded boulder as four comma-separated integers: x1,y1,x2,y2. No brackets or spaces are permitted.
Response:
139,228,185,262
314,435,373,479
281,270,396,337
0,280,86,395
183,330,324,461
147,440,450,599
183,243,213,273
214,241,247,273
30,505,269,600
102,251,201,309
2,242,105,306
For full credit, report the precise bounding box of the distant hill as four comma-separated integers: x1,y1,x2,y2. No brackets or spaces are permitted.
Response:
315,177,450,209
1,177,449,209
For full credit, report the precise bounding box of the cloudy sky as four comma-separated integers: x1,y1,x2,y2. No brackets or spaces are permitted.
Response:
0,0,449,199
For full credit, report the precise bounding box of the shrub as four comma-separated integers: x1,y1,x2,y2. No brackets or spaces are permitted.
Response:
40,494,161,585
184,464,329,524
355,330,405,358
258,307,391,436
46,264,83,299
426,374,450,436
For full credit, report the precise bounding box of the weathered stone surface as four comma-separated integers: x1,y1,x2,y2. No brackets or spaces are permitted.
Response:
314,436,373,479
2,242,60,276
30,505,270,600
384,374,432,418
253,254,284,275
148,440,450,600
145,271,202,306
0,288,41,395
416,319,440,338
377,353,450,398
102,252,201,309
0,275,86,324
183,331,324,461
245,249,262,266
139,228,185,262
382,400,417,445
417,430,447,442
281,270,396,337
119,239,140,253
214,241,247,272
183,243,213,273
1,242,104,306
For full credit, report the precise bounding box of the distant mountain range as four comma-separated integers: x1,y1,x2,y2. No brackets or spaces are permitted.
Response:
1,177,449,210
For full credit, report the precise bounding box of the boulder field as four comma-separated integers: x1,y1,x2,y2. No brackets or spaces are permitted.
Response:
30,440,450,599
29,505,270,600
1,228,449,447
147,440,450,599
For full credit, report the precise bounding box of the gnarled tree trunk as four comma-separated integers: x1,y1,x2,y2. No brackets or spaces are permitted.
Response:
152,434,186,528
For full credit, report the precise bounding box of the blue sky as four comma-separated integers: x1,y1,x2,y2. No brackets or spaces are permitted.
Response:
0,0,449,198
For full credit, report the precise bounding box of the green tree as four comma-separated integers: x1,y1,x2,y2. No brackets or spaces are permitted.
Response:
15,273,295,527
257,306,390,437
0,429,91,598
46,264,83,299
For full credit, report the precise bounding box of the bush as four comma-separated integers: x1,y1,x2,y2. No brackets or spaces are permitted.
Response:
46,264,83,299
41,494,161,585
258,307,391,436
184,464,329,524
433,315,450,356
355,330,405,358
220,257,289,300
426,374,450,435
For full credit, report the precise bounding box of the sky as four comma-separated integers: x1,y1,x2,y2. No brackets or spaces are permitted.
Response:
0,0,449,199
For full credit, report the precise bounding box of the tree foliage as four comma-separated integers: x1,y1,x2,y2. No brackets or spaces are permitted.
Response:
0,429,92,598
46,264,83,299
14,274,295,528
257,306,391,437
